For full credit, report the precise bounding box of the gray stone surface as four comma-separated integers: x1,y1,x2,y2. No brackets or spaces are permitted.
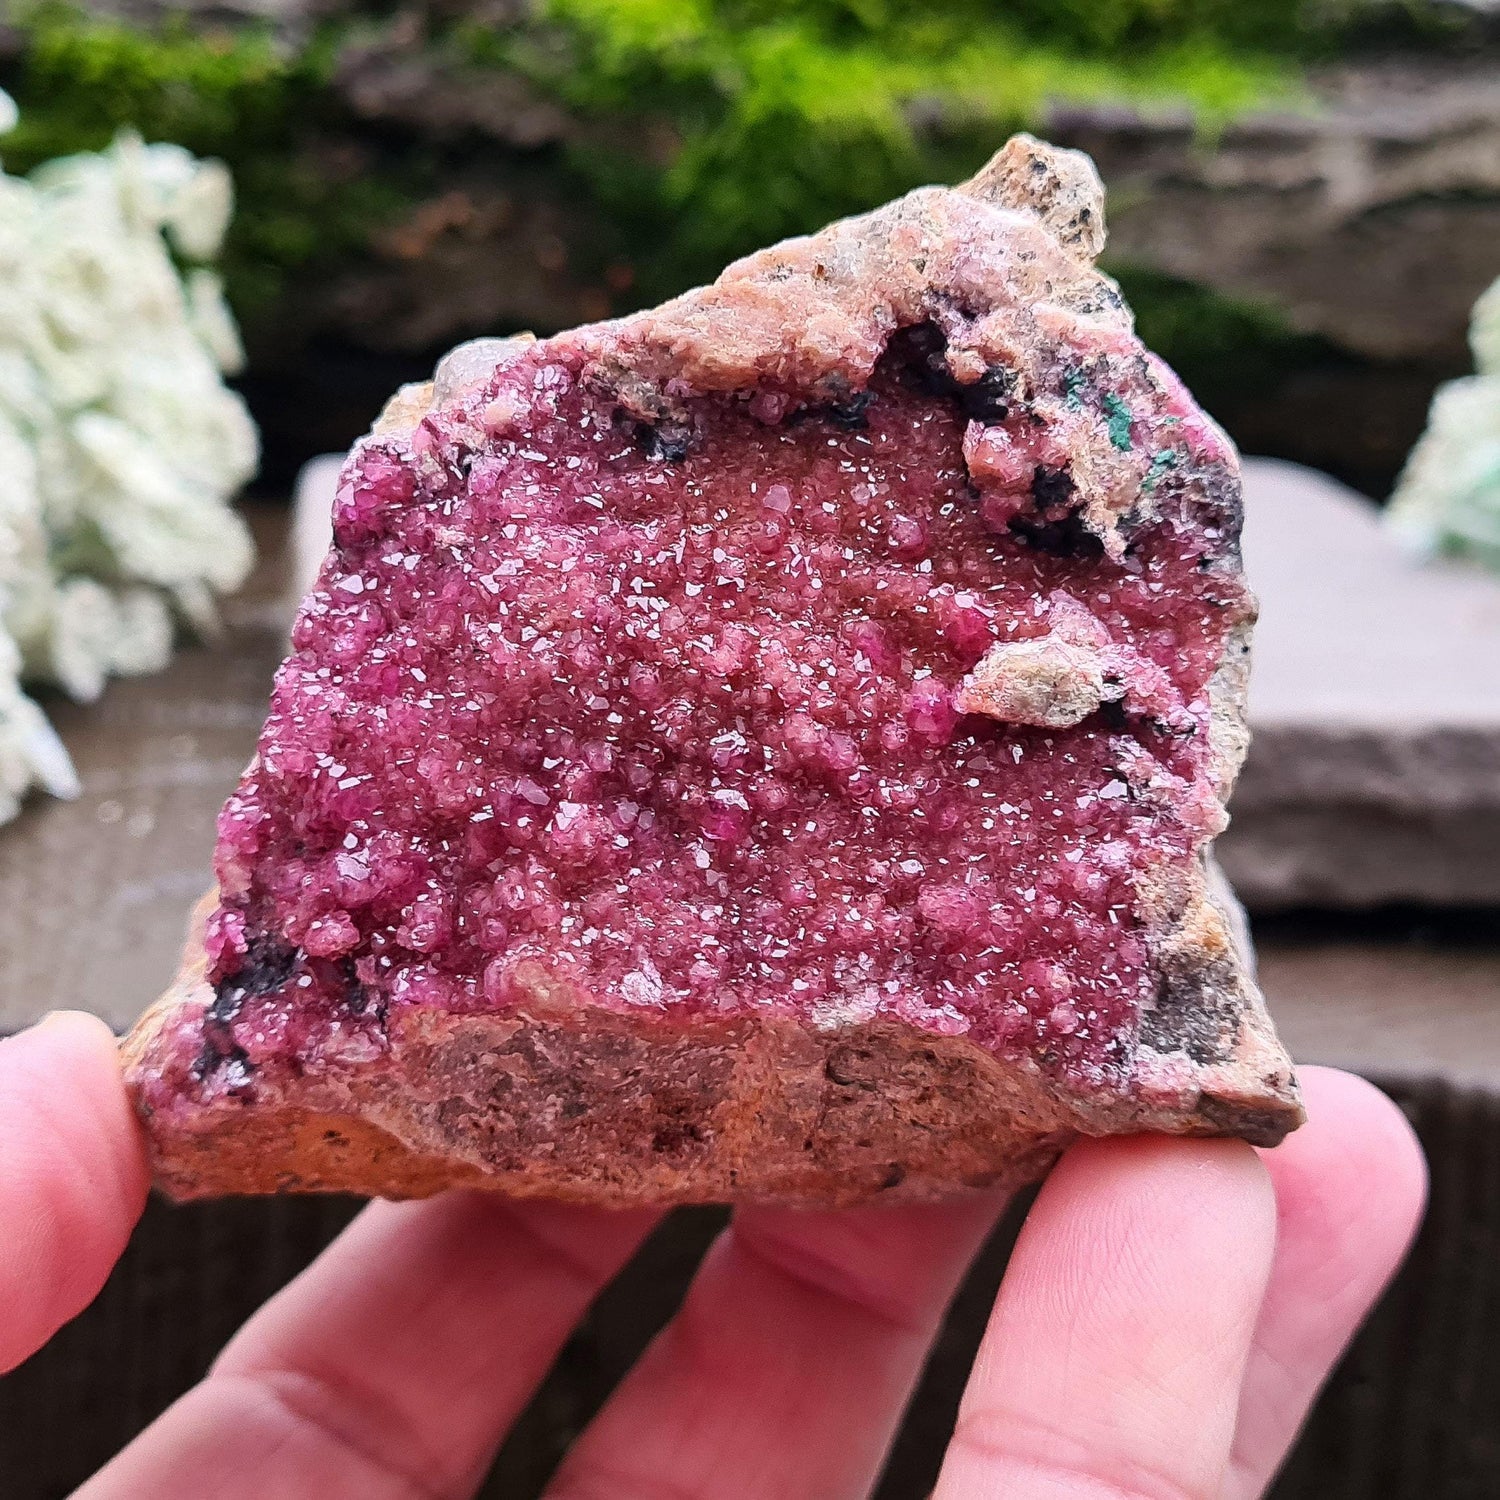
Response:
1258,935,1500,1089
1053,57,1500,370
1222,458,1500,908
0,507,286,1037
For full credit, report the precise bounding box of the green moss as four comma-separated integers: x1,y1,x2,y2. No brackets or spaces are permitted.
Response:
489,0,1297,301
0,0,1401,371
3,5,325,157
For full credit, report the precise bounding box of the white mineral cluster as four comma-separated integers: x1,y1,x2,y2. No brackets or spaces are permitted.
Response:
0,92,257,823
1387,275,1500,571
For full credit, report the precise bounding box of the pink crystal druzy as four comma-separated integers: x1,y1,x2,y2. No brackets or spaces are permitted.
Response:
199,336,1243,1101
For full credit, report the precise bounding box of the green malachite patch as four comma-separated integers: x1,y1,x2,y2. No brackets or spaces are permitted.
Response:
1103,392,1134,451
1142,450,1180,494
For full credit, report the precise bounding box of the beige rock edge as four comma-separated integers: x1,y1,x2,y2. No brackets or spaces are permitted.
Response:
124,136,1302,1206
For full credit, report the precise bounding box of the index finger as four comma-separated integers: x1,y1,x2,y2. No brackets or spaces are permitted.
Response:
0,1011,149,1373
544,1190,1010,1500
934,1134,1277,1500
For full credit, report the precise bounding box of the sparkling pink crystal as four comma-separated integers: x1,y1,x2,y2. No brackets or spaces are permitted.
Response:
205,339,1242,1094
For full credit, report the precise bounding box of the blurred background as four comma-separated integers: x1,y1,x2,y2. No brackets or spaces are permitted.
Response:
0,2,1497,1496
2,0,1497,492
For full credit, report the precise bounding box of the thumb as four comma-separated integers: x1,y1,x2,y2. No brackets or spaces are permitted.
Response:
0,1011,148,1373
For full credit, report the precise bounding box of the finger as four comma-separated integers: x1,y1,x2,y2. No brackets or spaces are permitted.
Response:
934,1135,1276,1500
1224,1067,1426,1498
545,1190,1008,1500
0,1010,148,1373
78,1193,660,1500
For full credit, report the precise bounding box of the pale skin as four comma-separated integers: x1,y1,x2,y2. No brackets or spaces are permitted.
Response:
4,1012,1424,1500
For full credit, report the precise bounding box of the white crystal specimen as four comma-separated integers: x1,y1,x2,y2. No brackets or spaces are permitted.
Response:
0,93,258,823
1387,276,1500,571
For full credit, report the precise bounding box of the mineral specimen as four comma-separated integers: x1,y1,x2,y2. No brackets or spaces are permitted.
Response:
1387,275,1500,573
125,136,1301,1206
0,96,257,823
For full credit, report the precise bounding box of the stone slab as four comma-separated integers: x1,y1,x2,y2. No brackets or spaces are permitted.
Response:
1221,459,1500,908
1053,55,1500,370
1257,931,1500,1090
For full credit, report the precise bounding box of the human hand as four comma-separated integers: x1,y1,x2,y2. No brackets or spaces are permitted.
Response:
4,1011,1424,1499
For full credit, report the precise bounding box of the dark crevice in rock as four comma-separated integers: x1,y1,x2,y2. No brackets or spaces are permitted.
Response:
1008,509,1104,559
1097,697,1131,731
820,388,878,429
825,1046,879,1088
788,385,879,431
627,414,695,462
1005,464,1100,558
650,1119,706,1154
956,367,1016,424
337,956,370,1017
1030,464,1077,511
192,1034,256,1093
211,934,298,1025
889,321,1014,422
195,932,294,1089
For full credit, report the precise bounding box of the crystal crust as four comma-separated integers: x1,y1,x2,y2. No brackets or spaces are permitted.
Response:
199,333,1244,1100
